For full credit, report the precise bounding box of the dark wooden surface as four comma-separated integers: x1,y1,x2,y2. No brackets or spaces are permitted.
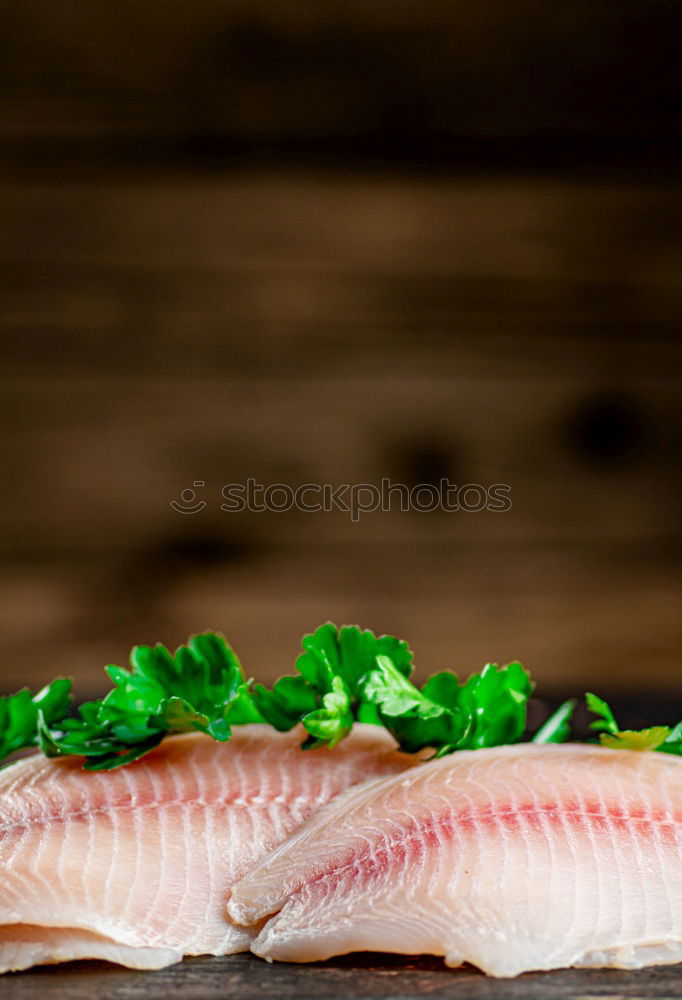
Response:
6,953,682,1000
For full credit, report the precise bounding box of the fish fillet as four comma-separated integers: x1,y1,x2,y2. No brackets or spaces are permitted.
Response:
0,723,414,973
228,743,682,976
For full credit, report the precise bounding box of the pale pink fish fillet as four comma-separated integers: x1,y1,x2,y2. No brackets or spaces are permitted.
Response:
228,743,682,977
0,926,179,971
0,723,415,973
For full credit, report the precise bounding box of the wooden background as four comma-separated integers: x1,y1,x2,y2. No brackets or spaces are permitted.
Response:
0,1,680,700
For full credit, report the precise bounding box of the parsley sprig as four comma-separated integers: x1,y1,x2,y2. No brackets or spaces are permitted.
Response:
253,623,533,755
1,623,679,770
37,632,264,770
253,624,416,748
586,693,682,754
0,679,73,760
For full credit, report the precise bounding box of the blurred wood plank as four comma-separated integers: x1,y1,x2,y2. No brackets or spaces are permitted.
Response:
0,543,679,695
0,174,680,554
2,175,680,283
0,371,678,554
1,0,679,143
0,172,679,696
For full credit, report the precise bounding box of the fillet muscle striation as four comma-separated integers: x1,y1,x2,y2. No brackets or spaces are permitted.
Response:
228,743,682,976
0,724,414,972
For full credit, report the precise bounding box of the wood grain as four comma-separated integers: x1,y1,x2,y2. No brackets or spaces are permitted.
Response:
0,172,679,695
7,953,682,1000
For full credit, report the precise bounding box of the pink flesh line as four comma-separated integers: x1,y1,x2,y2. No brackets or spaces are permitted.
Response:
300,798,682,887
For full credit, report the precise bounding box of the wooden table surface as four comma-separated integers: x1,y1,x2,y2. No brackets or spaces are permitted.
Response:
7,953,682,1000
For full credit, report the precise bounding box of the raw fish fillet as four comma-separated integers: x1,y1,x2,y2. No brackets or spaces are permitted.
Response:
0,723,414,973
228,743,682,976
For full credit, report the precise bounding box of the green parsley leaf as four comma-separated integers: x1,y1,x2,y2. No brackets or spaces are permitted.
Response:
99,632,259,742
356,701,382,725
37,707,165,768
252,676,319,731
600,727,671,752
253,623,415,745
455,661,533,750
585,692,619,735
420,671,461,710
531,698,577,744
358,656,469,753
252,626,534,757
657,722,682,757
586,693,682,754
37,632,263,770
296,622,413,691
356,658,533,757
300,675,354,749
0,679,72,762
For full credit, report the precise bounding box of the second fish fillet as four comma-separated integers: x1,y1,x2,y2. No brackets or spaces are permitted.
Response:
228,743,682,976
